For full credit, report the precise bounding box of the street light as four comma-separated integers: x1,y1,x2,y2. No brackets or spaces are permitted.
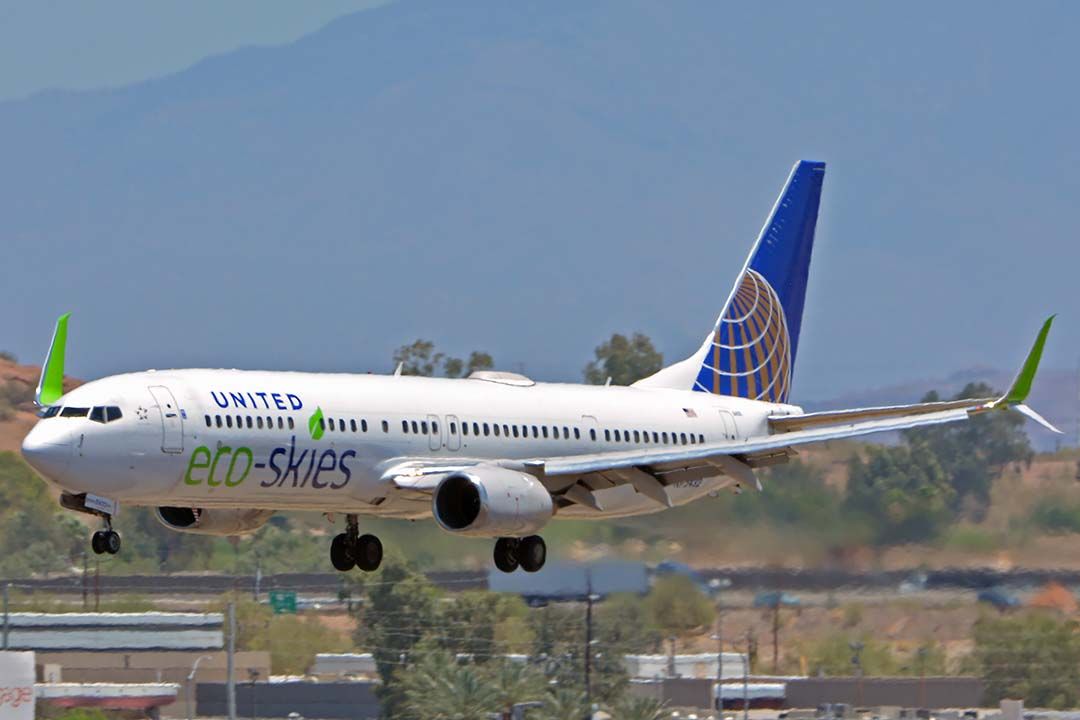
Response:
186,655,213,720
708,577,732,712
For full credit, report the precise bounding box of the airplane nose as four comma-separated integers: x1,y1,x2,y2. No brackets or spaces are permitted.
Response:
21,422,73,482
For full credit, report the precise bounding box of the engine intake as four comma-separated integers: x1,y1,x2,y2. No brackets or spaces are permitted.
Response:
432,466,553,537
155,507,274,536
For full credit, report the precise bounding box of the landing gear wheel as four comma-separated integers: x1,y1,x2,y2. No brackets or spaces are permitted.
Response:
493,537,520,573
103,530,121,555
518,535,546,573
91,531,108,555
354,534,383,572
91,529,121,555
330,533,355,572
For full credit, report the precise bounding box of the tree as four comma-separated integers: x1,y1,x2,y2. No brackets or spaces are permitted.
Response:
353,555,443,717
539,687,589,720
904,382,1033,520
801,632,898,677
398,650,501,720
615,696,667,720
974,613,1080,708
486,659,548,716
584,333,663,386
644,575,714,637
844,445,955,545
393,340,494,378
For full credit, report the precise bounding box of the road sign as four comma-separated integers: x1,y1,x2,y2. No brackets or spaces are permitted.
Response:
269,590,297,615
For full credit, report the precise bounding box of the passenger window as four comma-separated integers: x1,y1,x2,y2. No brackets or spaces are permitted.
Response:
512,426,519,438
604,429,610,441
202,414,210,428
662,432,668,443
362,419,368,433
462,423,469,436
432,421,439,434
502,424,509,436
319,418,326,431
643,431,649,444
589,429,596,441
542,426,549,439
563,426,570,438
402,421,409,433
699,434,705,444
653,432,659,443
216,415,223,428
613,430,621,441
633,430,640,443
327,418,334,431
339,419,346,432
493,424,501,437
246,416,253,429
256,417,264,429
450,422,457,434
412,421,420,434
285,417,292,430
226,416,233,428
483,423,490,436
574,428,580,440
680,433,687,445
421,421,429,435
350,419,357,432
235,415,243,428
473,422,480,436
689,434,696,444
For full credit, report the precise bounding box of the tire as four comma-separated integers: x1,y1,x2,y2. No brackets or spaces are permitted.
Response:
493,537,520,573
518,535,546,573
354,534,383,572
104,531,122,555
90,531,107,555
330,533,355,572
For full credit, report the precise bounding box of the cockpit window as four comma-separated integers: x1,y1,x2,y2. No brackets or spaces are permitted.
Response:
38,406,60,419
89,407,106,423
60,407,89,418
105,406,122,422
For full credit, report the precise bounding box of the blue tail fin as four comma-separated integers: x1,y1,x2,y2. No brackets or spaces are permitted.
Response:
695,160,825,401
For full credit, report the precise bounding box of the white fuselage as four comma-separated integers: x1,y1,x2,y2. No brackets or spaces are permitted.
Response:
23,369,798,521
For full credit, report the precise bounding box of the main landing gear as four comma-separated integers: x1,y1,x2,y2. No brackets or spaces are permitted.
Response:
330,514,383,572
493,535,546,573
90,518,121,556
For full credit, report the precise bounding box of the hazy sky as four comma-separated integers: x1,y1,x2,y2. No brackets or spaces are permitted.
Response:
0,1,386,101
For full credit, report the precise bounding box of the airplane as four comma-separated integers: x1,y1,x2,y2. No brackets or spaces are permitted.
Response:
20,160,1059,574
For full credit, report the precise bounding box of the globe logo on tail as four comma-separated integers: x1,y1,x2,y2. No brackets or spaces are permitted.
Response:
698,269,792,403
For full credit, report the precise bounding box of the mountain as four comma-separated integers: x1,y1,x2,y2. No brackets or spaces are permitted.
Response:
1,1,1078,402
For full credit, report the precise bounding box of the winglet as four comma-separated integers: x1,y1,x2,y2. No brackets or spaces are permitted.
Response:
35,313,71,407
984,314,1061,433
1001,314,1055,405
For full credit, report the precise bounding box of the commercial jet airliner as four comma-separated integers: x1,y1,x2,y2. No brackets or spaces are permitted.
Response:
21,161,1059,573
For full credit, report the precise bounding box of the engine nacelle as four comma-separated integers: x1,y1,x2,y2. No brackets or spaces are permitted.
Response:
155,507,274,536
432,466,553,537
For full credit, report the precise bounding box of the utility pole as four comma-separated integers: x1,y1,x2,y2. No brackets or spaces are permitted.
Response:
742,630,751,720
709,577,731,712
850,641,864,708
82,552,88,610
227,601,237,720
772,601,780,672
94,557,101,611
584,570,594,710
2,583,9,650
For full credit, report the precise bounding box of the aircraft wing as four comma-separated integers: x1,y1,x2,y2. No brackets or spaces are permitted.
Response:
385,317,1057,513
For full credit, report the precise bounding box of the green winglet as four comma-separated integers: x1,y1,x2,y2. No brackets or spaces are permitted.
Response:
308,406,325,441
35,313,71,406
1002,314,1055,405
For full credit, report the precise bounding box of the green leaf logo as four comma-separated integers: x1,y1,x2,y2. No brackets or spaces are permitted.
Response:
308,406,325,440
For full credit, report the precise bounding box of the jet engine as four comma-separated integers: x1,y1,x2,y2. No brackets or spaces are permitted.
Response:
155,507,274,536
432,465,553,537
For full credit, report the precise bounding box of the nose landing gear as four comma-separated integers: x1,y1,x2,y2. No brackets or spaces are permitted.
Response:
90,520,121,556
493,535,546,573
330,514,383,572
